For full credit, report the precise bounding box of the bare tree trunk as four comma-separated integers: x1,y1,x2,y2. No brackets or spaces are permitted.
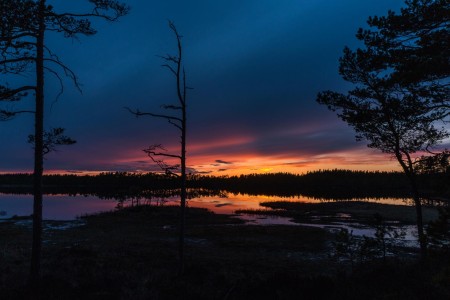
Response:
175,23,187,276
179,105,186,275
29,0,45,295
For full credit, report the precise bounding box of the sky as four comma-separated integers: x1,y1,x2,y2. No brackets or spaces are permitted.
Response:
0,0,416,175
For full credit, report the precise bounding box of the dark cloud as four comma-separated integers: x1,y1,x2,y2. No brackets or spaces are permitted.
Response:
215,160,233,165
189,121,358,160
0,0,407,174
194,170,213,174
65,170,85,174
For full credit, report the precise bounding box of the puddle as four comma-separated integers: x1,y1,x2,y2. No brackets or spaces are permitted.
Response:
235,213,419,248
44,220,86,230
1,218,86,231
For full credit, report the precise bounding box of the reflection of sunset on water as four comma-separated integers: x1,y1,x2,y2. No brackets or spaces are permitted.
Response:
0,193,414,221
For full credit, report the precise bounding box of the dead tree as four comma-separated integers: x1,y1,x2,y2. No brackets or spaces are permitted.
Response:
126,21,189,275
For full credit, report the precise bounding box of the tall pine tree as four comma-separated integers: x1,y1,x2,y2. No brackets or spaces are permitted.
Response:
0,0,129,293
317,0,449,260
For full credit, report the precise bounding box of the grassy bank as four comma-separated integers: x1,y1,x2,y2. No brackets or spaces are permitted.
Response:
0,205,449,299
237,201,440,225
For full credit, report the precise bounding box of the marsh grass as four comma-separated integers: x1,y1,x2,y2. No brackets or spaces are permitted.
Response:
0,205,448,299
236,201,440,225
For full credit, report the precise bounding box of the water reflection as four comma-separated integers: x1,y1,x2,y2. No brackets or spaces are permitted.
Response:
0,194,118,220
0,191,428,221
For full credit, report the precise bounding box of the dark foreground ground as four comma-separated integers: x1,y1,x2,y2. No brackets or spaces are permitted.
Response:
0,205,449,299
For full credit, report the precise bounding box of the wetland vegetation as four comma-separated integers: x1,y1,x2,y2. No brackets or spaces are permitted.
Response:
1,170,449,299
1,205,449,299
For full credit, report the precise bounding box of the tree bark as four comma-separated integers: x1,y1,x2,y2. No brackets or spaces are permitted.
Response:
395,151,428,261
408,175,428,261
29,0,46,295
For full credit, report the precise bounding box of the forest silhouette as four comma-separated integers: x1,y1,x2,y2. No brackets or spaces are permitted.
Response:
0,169,448,201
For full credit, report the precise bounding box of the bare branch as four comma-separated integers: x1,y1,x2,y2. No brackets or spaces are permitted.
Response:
168,20,183,41
0,56,35,66
44,67,64,109
161,63,177,76
142,144,181,175
124,107,183,123
43,58,82,93
144,150,182,160
168,119,182,131
0,109,35,121
157,54,180,64
0,86,36,101
51,1,130,22
0,32,37,41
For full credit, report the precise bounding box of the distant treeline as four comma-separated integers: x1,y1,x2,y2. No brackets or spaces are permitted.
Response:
190,170,450,200
0,172,178,198
0,169,448,200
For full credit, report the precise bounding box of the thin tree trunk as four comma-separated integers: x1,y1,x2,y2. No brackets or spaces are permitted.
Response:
402,167,427,261
29,0,45,295
410,179,427,261
395,150,428,261
178,104,186,275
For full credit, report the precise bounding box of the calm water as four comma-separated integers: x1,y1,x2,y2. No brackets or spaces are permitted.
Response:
0,192,414,221
0,193,422,244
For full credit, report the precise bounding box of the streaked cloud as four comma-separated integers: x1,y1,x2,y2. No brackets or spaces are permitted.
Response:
215,160,233,165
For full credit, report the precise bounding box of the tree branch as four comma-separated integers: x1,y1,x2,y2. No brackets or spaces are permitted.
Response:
44,67,64,108
0,56,36,65
125,107,183,123
50,1,130,22
0,86,36,101
143,144,181,176
43,58,82,93
0,109,35,121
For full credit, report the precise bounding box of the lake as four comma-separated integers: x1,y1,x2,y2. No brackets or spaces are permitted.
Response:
1,192,426,244
0,192,415,221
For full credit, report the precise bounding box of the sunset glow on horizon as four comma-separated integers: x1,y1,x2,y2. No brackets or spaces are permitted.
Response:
1,142,401,177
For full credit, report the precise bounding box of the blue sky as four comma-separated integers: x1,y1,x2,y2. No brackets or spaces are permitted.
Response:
0,0,410,174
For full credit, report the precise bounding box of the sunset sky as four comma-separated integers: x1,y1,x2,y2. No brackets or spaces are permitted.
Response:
1,0,415,175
